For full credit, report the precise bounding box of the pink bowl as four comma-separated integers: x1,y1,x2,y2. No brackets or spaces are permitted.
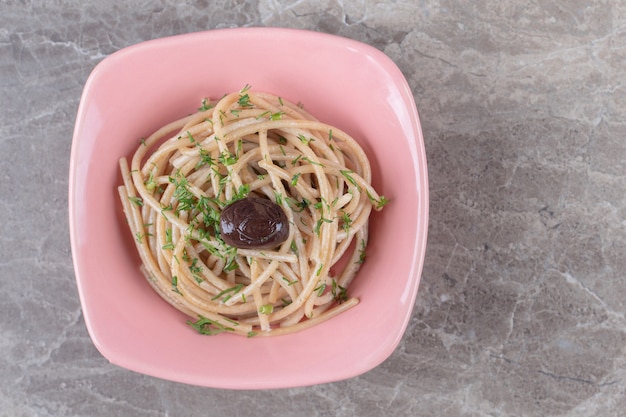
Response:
69,28,428,389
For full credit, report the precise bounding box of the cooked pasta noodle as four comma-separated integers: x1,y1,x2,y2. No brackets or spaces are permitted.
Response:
118,87,387,337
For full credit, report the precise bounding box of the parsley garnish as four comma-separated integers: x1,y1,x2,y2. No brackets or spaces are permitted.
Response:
282,276,298,286
367,190,390,209
357,239,367,264
331,279,348,303
314,281,326,296
293,198,310,212
341,211,352,234
171,275,182,295
169,173,195,214
270,111,284,120
298,134,314,145
313,217,333,235
258,304,274,314
187,315,234,335
162,228,175,250
238,91,252,107
189,258,203,283
302,156,324,167
291,154,303,165
211,284,244,302
129,196,143,207
198,98,214,112
144,171,157,191
218,150,238,166
340,170,360,189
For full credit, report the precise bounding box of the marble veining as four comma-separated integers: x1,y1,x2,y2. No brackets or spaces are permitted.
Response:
1,1,625,416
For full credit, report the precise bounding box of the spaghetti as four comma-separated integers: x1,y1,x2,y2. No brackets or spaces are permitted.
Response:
118,86,388,337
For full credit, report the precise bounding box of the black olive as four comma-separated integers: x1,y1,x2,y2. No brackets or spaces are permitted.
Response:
220,197,289,249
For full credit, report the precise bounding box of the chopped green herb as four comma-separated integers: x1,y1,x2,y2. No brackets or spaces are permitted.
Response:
293,198,311,212
129,196,143,207
224,317,240,326
314,281,326,296
234,184,250,201
211,284,244,302
341,211,352,234
189,258,203,283
357,239,367,264
237,93,251,108
201,241,238,273
302,156,324,167
198,98,214,112
256,110,271,119
367,191,390,209
313,217,333,235
160,203,173,218
172,275,182,295
162,228,175,250
169,173,195,214
187,315,234,335
270,111,285,120
290,240,298,255
340,170,360,189
332,279,348,303
274,191,284,205
144,171,157,191
218,150,238,166
297,134,314,145
258,304,274,314
195,196,219,229
291,154,303,165
282,276,298,286
195,148,215,169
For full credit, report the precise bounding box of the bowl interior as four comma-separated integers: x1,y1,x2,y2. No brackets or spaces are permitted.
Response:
69,28,428,389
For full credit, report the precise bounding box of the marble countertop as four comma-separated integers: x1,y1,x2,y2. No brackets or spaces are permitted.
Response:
2,1,625,416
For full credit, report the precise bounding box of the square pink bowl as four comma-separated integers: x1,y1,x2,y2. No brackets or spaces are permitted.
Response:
69,27,428,389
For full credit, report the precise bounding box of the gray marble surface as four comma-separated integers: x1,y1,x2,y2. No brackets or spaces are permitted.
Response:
2,1,625,416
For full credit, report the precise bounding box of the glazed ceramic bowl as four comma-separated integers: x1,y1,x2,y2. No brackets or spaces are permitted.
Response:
69,27,428,389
